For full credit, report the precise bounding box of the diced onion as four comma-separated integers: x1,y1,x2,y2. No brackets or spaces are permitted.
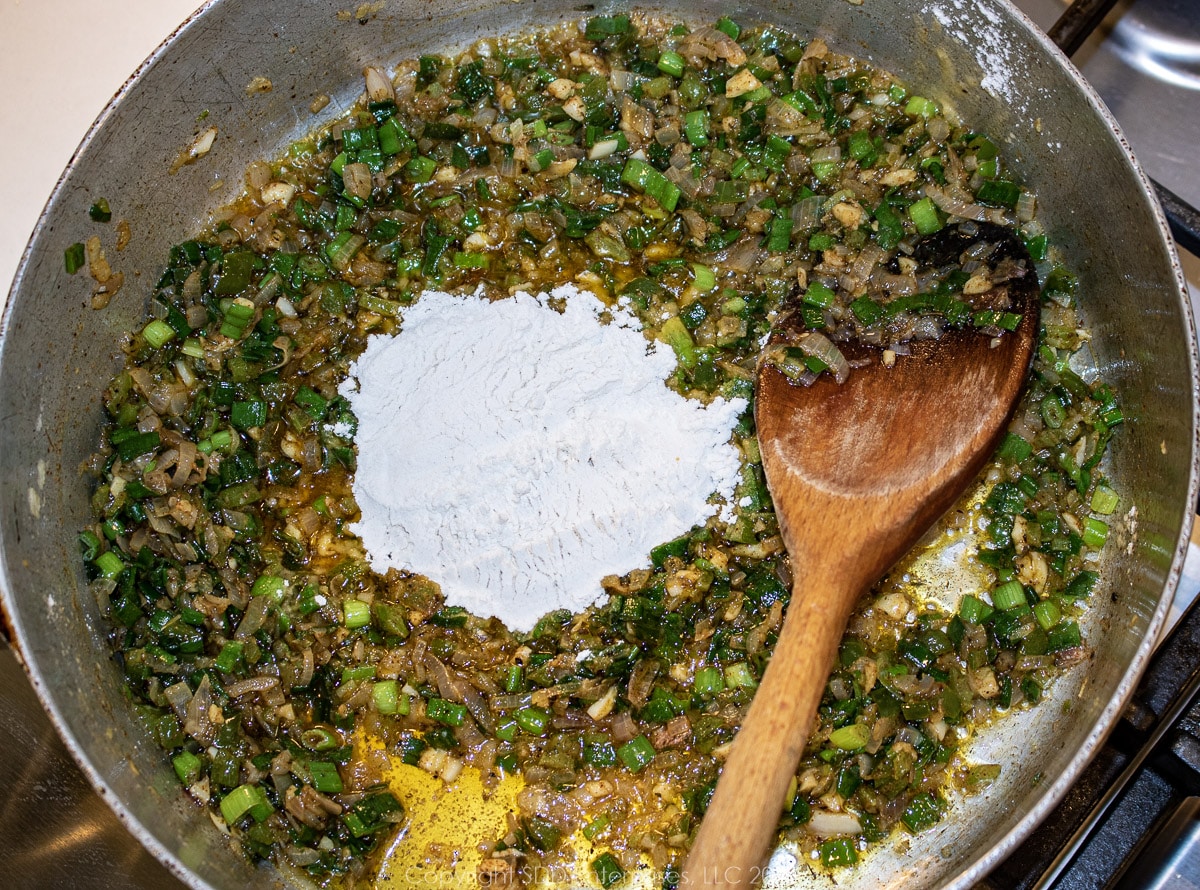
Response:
808,810,864,837
799,331,850,384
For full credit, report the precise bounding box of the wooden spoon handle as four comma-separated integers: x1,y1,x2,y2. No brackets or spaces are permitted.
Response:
681,577,860,887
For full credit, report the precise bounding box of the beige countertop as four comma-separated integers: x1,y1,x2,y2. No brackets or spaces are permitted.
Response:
0,0,202,311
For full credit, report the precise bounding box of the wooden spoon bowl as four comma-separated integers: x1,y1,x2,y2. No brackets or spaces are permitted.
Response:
683,223,1040,886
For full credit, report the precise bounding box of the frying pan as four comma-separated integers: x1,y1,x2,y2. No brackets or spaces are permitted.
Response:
1,1,1196,887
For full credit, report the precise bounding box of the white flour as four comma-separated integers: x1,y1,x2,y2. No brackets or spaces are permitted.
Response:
339,284,747,632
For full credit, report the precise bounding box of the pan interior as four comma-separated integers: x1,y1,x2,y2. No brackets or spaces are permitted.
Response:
0,1,1194,888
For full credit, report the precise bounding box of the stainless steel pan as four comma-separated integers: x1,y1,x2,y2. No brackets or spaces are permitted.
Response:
1,1,1197,887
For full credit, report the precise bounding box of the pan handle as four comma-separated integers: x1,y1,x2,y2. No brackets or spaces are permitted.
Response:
1048,0,1200,254
1047,0,1120,56
1154,182,1200,259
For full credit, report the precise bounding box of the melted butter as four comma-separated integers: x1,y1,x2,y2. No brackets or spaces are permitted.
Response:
886,481,994,613
362,728,661,889
362,736,523,888
369,762,518,885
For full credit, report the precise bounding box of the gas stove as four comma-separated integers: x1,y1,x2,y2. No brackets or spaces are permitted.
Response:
0,1,1197,888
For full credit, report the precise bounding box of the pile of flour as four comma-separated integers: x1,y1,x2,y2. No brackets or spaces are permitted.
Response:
339,284,747,632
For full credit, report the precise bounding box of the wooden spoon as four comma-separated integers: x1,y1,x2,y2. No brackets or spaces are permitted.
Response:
682,223,1040,887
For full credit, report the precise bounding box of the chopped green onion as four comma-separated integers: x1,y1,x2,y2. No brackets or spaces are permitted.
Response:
503,664,524,693
307,760,344,793
373,680,404,715
342,665,376,685
1033,599,1062,631
907,197,943,234
379,118,415,155
294,385,329,420
691,263,717,293
231,399,267,431
115,430,161,461
89,198,113,222
95,550,126,579
847,130,875,163
996,432,1032,463
592,852,626,889
657,50,685,78
1047,620,1082,652
426,697,467,727
214,641,244,673
452,251,489,269
658,316,697,368
1064,570,1099,599
1082,517,1109,549
811,160,839,183
782,89,819,116
901,792,942,832
904,95,939,118
829,723,869,751
617,735,656,772
1091,485,1119,515
809,232,835,251
78,530,102,561
584,14,632,40
326,232,366,271
582,814,611,841
220,783,273,825
849,296,882,325
250,574,287,603
715,16,741,39
819,837,858,867
523,815,561,852
142,319,177,349
992,580,1028,611
620,158,682,211
723,295,747,315
215,251,255,296
958,593,994,625
515,706,550,735
694,666,724,698
343,125,379,152
1025,231,1049,261
403,155,438,183
1040,394,1066,429
344,790,404,837
343,599,372,629
766,214,793,252
584,734,617,767
64,242,86,274
724,661,758,689
494,717,519,742
873,201,905,249
742,84,771,103
172,750,203,785
804,280,836,309
976,180,1022,210
301,726,341,751
219,298,255,339
684,110,710,147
